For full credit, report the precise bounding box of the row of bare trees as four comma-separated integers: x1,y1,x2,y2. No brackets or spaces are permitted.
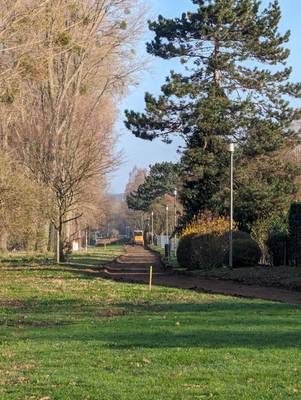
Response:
0,0,144,260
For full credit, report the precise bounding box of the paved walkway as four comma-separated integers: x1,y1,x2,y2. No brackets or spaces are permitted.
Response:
102,246,301,304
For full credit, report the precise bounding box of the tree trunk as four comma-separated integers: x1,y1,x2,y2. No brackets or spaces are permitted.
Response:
55,214,66,263
0,231,8,253
56,227,60,264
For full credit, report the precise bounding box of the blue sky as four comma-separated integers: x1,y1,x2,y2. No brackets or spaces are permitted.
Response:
110,0,301,194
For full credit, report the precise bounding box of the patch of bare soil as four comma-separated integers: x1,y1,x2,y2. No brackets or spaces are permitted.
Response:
0,318,71,328
95,308,127,318
0,300,26,308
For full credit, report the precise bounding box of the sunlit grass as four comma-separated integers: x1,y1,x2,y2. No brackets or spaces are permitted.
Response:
68,244,125,266
0,255,300,399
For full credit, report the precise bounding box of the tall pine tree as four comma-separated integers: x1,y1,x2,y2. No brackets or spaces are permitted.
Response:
125,0,301,226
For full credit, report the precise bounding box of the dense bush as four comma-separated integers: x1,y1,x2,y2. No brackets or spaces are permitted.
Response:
182,210,238,237
176,234,196,269
225,238,261,268
189,234,227,269
177,233,226,269
288,202,301,266
267,232,288,266
222,230,251,241
177,230,256,269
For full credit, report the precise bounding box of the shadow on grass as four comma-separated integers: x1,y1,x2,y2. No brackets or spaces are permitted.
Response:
0,265,107,280
1,299,301,350
0,299,90,333
116,300,301,314
67,256,113,266
99,329,301,350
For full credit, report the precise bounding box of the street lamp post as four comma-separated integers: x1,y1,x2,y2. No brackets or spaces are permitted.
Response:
166,205,169,238
229,143,235,268
151,211,154,245
173,188,177,255
166,205,169,257
174,188,177,228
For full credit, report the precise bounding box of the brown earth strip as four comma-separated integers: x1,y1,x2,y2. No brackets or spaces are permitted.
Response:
102,245,301,305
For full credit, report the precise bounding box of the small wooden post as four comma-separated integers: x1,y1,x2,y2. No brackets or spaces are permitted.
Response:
149,265,153,291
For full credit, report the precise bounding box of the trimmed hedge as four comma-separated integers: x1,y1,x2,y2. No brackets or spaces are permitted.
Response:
288,202,301,266
177,231,259,269
267,232,288,266
176,233,195,269
190,234,226,269
225,238,261,268
177,233,225,270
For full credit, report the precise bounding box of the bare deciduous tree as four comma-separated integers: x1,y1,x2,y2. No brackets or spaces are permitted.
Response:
7,0,144,261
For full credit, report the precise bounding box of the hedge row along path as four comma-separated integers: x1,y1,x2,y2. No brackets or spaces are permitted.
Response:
101,245,301,305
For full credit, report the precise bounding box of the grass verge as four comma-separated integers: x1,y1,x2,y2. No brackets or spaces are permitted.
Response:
67,244,125,267
149,245,181,270
0,253,301,399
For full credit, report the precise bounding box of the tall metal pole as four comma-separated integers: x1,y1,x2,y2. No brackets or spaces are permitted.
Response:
174,188,177,255
229,143,234,268
174,189,177,229
166,205,169,258
166,205,169,238
151,211,154,245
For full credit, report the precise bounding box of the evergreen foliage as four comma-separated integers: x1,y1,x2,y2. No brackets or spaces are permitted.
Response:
126,162,180,211
177,233,226,269
226,238,261,267
267,232,288,266
125,0,301,226
288,202,301,266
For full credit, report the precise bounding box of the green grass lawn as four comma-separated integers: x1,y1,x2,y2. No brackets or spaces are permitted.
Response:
0,251,301,399
67,244,125,267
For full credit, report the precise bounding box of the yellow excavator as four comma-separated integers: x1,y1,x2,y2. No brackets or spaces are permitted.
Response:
132,230,144,246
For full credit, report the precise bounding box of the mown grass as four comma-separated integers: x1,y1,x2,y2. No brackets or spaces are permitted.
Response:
0,248,301,399
67,244,125,267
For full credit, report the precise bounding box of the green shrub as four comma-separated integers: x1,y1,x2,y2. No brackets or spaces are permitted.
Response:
177,234,195,269
288,202,301,266
177,233,227,269
232,231,252,240
225,238,261,268
190,234,227,269
267,232,288,266
177,230,258,270
221,230,252,242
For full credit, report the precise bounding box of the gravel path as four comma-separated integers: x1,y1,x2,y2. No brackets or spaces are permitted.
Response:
102,245,301,304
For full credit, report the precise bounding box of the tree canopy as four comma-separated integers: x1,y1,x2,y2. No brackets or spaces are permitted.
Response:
126,162,180,212
125,0,301,227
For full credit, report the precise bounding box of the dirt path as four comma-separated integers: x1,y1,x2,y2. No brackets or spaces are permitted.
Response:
103,245,301,304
